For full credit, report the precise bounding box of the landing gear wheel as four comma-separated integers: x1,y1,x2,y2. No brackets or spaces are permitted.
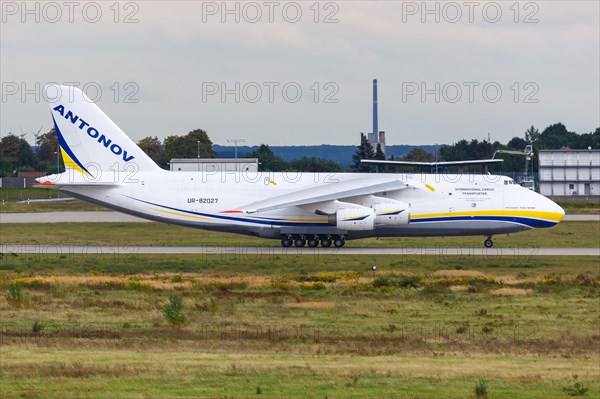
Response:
307,239,319,248
333,238,345,248
484,238,494,248
294,239,306,248
320,239,332,248
281,238,292,247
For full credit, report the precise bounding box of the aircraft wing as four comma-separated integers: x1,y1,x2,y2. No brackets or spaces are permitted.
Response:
361,159,503,167
239,177,409,213
35,174,118,187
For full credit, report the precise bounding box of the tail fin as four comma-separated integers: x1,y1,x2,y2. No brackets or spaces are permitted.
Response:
46,85,160,178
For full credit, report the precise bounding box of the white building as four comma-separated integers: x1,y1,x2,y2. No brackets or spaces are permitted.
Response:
538,149,600,197
170,158,258,173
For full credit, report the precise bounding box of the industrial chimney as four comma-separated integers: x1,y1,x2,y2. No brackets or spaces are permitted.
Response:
364,79,386,155
372,78,378,141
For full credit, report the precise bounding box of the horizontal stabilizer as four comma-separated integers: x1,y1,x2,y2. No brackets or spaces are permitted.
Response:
34,174,118,187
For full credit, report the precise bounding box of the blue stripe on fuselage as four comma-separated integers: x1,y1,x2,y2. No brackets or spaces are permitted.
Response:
124,196,329,227
411,215,557,228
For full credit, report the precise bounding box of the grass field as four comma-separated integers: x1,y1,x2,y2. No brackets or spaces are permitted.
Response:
1,251,599,398
1,191,599,398
1,220,599,248
555,199,600,215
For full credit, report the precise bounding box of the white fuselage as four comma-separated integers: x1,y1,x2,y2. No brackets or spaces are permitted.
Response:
60,170,565,240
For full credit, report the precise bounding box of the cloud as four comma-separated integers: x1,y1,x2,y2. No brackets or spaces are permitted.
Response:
1,1,598,146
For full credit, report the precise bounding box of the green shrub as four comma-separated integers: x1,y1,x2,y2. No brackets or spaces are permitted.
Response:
6,282,27,306
208,296,218,314
32,320,44,333
163,293,186,325
476,308,488,317
574,273,597,287
127,280,151,291
373,275,420,289
474,376,488,398
563,374,588,396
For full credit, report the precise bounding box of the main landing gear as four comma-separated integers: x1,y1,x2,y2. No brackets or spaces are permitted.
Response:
484,236,494,248
280,234,345,248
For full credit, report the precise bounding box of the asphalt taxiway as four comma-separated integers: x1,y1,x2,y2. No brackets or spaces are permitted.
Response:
0,244,597,256
1,212,598,256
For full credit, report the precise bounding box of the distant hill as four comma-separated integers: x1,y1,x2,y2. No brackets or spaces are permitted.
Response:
212,144,440,168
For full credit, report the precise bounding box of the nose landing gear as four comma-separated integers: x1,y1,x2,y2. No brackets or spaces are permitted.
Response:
484,236,494,248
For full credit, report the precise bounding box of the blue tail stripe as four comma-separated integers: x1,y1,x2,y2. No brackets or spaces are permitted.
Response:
52,115,93,177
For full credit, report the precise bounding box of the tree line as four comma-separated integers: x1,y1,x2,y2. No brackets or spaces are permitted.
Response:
1,122,597,177
352,123,599,173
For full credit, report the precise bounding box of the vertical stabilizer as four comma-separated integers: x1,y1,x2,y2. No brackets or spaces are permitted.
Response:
46,85,159,179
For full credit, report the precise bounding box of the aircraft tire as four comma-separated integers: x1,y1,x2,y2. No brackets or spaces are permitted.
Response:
294,239,306,247
321,239,332,248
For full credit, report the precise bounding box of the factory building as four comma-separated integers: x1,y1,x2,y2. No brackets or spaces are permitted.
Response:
170,158,258,173
538,149,600,198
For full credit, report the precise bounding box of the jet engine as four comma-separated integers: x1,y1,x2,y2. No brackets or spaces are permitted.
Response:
372,201,410,225
329,207,376,230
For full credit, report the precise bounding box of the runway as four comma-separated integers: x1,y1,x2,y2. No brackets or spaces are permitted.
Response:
1,212,599,223
0,211,150,223
1,244,597,256
1,212,598,256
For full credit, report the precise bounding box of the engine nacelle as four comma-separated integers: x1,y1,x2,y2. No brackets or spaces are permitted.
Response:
372,202,410,225
333,207,376,230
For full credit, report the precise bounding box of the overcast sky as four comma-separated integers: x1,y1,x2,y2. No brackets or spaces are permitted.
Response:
1,1,598,146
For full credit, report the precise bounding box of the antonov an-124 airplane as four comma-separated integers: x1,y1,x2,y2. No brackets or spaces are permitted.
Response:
36,86,565,248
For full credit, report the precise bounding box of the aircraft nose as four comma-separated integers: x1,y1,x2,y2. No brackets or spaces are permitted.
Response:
542,195,565,222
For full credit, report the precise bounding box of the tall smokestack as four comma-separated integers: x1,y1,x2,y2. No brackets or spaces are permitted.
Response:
372,79,378,139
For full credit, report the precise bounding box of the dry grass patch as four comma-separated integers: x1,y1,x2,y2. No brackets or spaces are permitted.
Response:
509,375,544,383
431,270,486,278
285,301,336,309
491,288,533,296
494,275,540,285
